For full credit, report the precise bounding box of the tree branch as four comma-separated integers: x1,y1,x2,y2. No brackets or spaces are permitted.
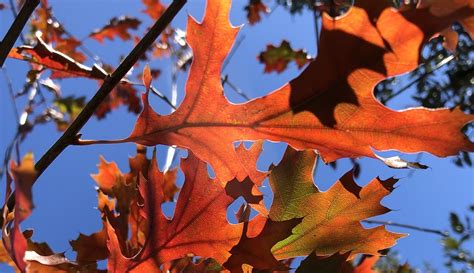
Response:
363,219,449,237
1,0,187,225
0,0,40,67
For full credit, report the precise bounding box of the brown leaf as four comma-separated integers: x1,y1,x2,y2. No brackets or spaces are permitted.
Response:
245,0,269,25
90,16,141,43
224,214,302,272
70,223,109,263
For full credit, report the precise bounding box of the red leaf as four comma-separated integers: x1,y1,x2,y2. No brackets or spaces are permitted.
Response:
2,154,37,271
245,0,269,25
90,16,141,43
142,0,166,20
9,37,107,80
107,151,243,272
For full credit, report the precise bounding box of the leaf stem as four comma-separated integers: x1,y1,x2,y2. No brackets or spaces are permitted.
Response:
0,0,40,67
0,0,187,225
363,219,449,237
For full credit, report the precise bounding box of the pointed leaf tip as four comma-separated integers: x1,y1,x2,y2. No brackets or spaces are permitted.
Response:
143,64,152,91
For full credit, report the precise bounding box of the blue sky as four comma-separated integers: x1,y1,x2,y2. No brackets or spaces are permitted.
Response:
0,0,473,271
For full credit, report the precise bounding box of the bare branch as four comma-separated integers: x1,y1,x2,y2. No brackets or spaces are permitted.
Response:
0,0,40,67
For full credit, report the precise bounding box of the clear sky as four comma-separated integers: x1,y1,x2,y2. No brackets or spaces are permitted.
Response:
0,0,473,272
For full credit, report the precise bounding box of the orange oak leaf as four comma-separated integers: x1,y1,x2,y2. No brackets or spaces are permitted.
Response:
91,156,124,195
258,40,311,73
143,64,152,91
107,151,243,272
142,0,166,20
245,0,269,25
121,0,474,183
234,141,267,186
90,16,141,43
2,154,36,271
70,222,109,264
269,147,404,259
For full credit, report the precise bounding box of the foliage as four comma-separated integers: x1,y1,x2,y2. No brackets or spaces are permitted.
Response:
0,0,473,272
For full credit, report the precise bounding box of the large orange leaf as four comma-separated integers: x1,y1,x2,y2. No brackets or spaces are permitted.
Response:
107,151,243,272
122,0,474,183
268,147,404,259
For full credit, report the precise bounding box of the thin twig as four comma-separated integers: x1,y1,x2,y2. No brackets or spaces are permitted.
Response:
50,14,103,64
0,0,40,67
363,219,449,237
222,34,246,71
123,80,176,110
383,55,455,103
0,0,187,226
8,0,27,44
221,75,251,101
313,9,320,49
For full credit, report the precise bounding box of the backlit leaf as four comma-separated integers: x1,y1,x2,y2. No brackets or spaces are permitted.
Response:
125,0,474,183
90,16,141,43
269,147,404,259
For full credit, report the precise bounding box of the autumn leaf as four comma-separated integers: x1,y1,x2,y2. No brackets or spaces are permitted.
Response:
296,252,378,273
296,252,353,273
70,223,109,264
268,147,404,259
24,250,104,273
121,0,474,183
9,36,107,80
245,0,269,25
107,151,243,272
2,154,36,271
143,64,152,91
95,83,142,119
53,96,86,131
0,242,18,272
30,1,87,62
258,40,311,73
142,0,166,20
90,16,141,43
224,214,302,272
92,156,124,195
